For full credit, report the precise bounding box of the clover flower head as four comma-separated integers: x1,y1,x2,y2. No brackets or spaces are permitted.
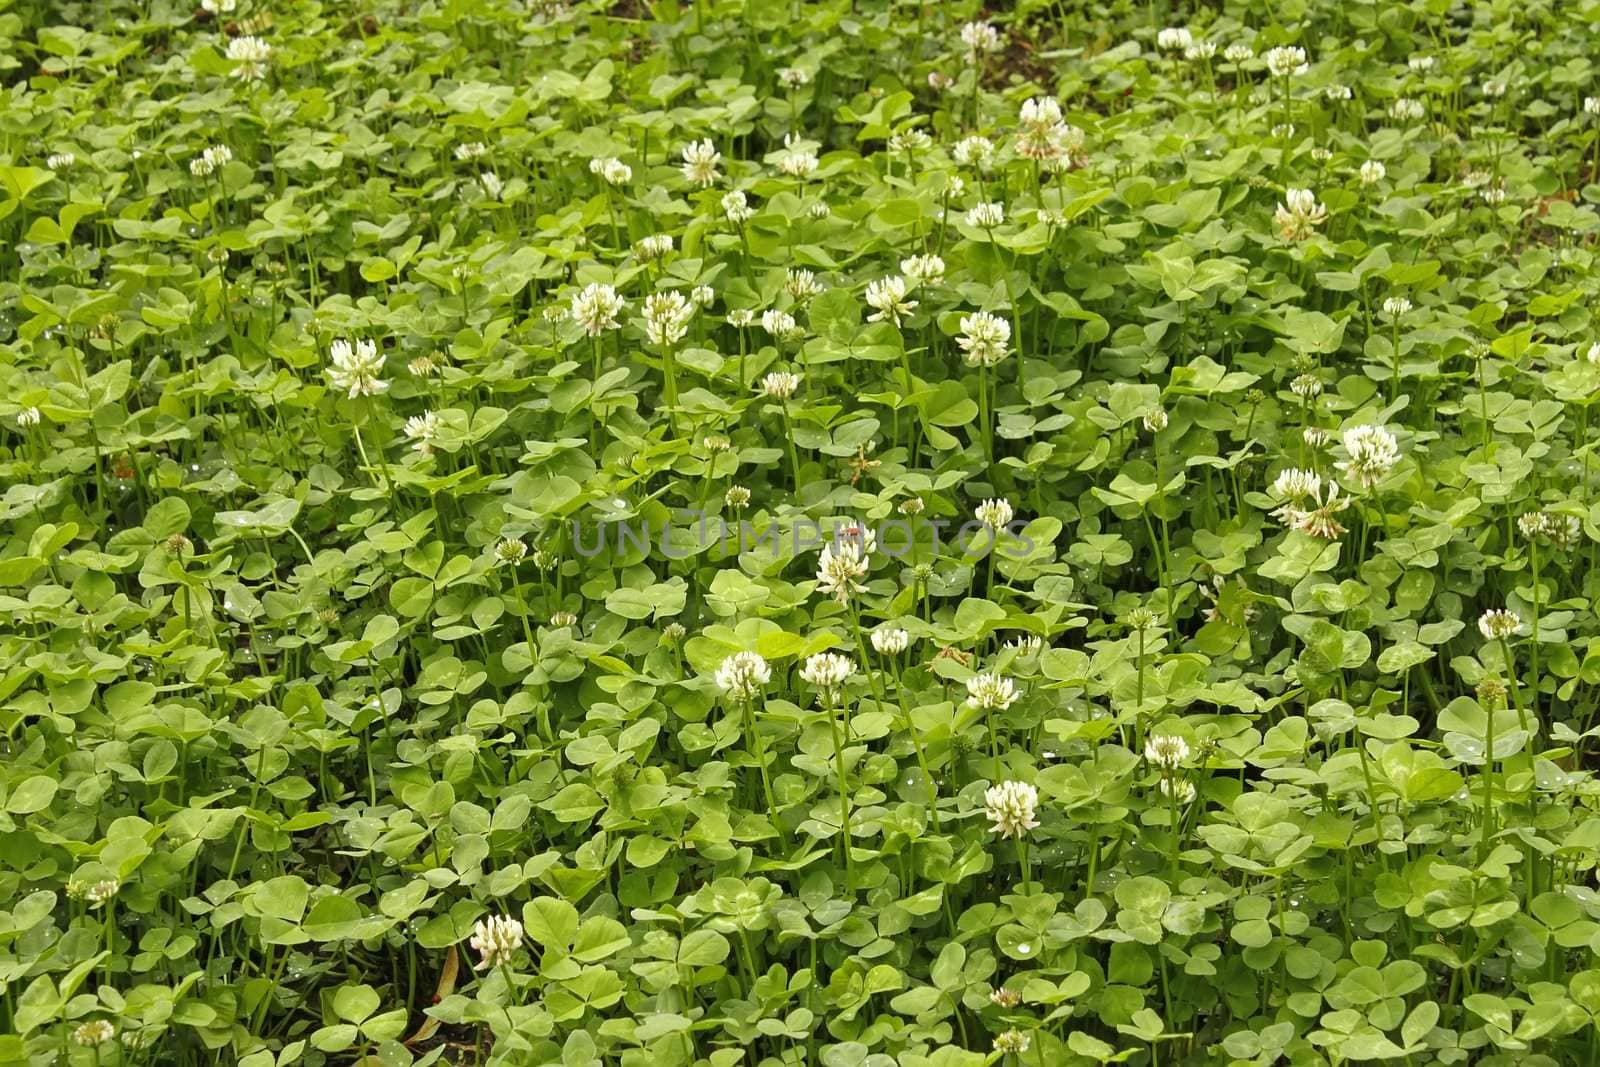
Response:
1185,40,1217,61
1325,84,1353,101
786,268,824,299
1160,778,1198,804
777,67,810,89
680,139,721,186
761,308,802,340
994,1030,1032,1055
643,290,694,346
800,652,855,693
1359,159,1386,185
966,201,1005,228
86,878,120,906
570,282,626,336
724,485,751,508
1273,479,1351,539
816,539,870,602
960,20,1004,58
722,189,754,224
1264,45,1307,77
1478,608,1520,640
865,275,918,326
957,311,1011,366
1290,373,1323,398
227,35,271,80
494,538,527,566
1156,26,1193,51
1224,43,1255,63
966,672,1019,710
327,338,388,399
1335,424,1400,489
889,128,933,154
1144,733,1190,770
715,651,771,701
871,627,910,655
1270,468,1321,501
635,234,673,261
901,253,945,285
975,497,1014,529
1142,407,1168,433
952,135,995,169
1274,187,1327,240
1382,296,1412,317
470,915,524,969
455,141,488,161
776,134,819,178
589,156,631,185
691,285,715,307
404,411,442,455
984,781,1039,839
17,406,41,428
1586,97,1600,117
73,1022,115,1048
1389,97,1425,121
760,371,800,399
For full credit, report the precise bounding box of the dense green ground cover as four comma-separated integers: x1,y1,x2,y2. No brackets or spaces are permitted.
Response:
5,0,1600,1063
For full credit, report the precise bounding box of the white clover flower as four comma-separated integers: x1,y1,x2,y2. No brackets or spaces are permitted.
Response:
17,406,41,428
1271,468,1321,501
975,497,1014,529
777,67,811,89
404,411,442,456
1303,426,1332,448
776,133,818,178
960,20,1004,58
494,538,527,566
680,139,722,186
724,485,751,508
1160,778,1198,804
1271,123,1296,140
550,611,579,628
1517,511,1551,540
1185,41,1217,61
635,234,673,261
1290,373,1323,398
201,0,237,11
1336,424,1400,489
570,283,626,336
46,152,74,171
871,627,910,655
1478,609,1521,640
86,879,120,907
761,308,801,340
643,291,694,346
1274,480,1351,539
957,311,1011,366
715,651,771,701
952,135,995,169
1224,43,1254,63
72,1022,115,1048
944,173,967,199
901,253,945,285
994,1030,1032,1055
785,268,824,299
1586,97,1600,117
589,157,632,185
888,128,933,154
691,285,715,307
478,171,504,199
1408,55,1435,73
727,308,755,328
1388,97,1425,121
1156,26,1194,51
928,71,954,92
816,540,870,602
965,201,1005,228
865,276,918,326
808,200,830,220
1144,734,1190,770
760,371,800,399
455,142,488,161
327,339,388,399
1359,159,1386,185
1479,180,1507,205
1482,79,1506,98
1325,84,1353,101
966,672,1019,710
1382,296,1412,318
984,781,1040,839
722,189,754,224
470,915,524,969
1006,635,1044,659
800,652,855,694
1142,408,1168,433
1263,45,1308,77
1274,187,1327,240
226,35,271,80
